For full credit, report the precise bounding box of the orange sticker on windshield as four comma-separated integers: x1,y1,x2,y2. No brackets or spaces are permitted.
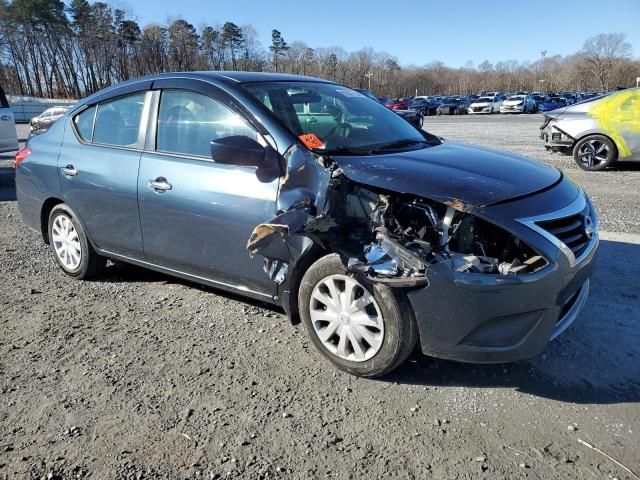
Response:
299,133,325,149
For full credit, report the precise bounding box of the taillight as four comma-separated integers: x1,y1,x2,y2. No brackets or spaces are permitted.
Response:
14,148,32,168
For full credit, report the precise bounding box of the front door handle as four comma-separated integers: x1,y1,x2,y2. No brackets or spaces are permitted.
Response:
61,165,78,176
0,115,10,121
147,177,172,192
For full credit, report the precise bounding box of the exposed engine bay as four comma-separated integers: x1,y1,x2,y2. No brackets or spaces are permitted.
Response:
246,148,548,291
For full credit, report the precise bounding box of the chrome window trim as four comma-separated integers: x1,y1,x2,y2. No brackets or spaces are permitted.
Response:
70,91,149,150
516,190,599,268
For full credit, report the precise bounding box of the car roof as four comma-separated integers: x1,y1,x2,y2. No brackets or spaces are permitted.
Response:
77,71,336,110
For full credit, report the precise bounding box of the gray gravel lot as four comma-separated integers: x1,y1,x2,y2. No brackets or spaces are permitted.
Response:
0,119,639,479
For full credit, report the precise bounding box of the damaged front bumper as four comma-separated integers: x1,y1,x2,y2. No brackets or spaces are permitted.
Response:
407,249,595,363
406,190,599,364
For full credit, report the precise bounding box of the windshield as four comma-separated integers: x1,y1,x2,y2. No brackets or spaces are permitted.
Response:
243,81,434,153
476,97,492,103
508,95,525,101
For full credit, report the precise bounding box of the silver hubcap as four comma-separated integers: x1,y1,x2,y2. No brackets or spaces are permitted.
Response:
309,274,384,362
51,214,82,270
578,139,610,168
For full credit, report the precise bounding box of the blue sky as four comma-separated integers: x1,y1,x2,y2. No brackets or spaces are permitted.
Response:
118,0,640,67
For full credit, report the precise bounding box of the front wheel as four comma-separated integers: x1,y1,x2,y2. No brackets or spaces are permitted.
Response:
573,135,616,171
298,254,418,377
48,204,106,279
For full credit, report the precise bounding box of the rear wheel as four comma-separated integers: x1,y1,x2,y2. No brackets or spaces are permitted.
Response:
298,254,418,377
48,204,106,279
573,135,616,171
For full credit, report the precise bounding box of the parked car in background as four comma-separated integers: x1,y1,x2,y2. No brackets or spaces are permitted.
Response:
500,94,536,113
468,96,503,114
354,89,424,129
29,106,71,136
560,92,577,105
541,88,640,171
538,96,567,112
14,72,598,377
410,97,438,116
532,94,549,110
0,83,19,153
481,91,505,100
384,97,411,110
436,97,469,115
393,108,424,129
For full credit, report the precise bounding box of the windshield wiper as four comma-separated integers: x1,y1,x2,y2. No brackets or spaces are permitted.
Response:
311,146,372,156
367,139,429,152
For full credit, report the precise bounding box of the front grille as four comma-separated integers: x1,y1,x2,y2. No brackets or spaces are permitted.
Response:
472,107,484,112
536,213,590,258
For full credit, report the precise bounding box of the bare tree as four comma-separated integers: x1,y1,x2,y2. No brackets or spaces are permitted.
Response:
581,33,632,90
0,1,637,99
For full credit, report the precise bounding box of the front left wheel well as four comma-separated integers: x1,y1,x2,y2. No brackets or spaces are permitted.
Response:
573,132,619,159
40,197,64,244
280,242,327,325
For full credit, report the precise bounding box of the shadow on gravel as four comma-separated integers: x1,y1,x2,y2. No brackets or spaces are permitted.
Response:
388,239,640,405
98,263,283,314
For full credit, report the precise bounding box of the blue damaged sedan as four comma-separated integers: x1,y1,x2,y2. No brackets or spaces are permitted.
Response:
15,72,598,377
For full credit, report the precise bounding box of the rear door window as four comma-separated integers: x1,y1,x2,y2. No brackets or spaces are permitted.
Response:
93,93,145,147
156,90,256,157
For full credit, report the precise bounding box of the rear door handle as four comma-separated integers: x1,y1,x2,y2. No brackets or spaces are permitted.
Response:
0,115,10,121
61,165,78,176
147,177,172,192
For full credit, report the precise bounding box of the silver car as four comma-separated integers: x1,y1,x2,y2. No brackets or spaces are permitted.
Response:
29,106,70,136
540,88,640,171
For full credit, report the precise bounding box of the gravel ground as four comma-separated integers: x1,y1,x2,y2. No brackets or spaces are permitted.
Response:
1,119,639,480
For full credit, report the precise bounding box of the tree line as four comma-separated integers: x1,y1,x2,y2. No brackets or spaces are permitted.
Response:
0,0,637,100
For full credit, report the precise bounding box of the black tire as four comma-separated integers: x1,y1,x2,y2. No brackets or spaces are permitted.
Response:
298,254,418,378
48,204,106,279
573,135,617,171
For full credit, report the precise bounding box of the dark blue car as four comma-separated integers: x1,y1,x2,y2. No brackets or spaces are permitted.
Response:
538,96,568,112
15,72,598,377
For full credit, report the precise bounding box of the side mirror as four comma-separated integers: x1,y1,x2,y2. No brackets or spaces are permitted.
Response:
210,135,285,182
210,135,266,167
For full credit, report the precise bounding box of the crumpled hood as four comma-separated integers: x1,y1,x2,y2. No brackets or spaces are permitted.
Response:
334,141,561,207
470,102,492,108
504,99,524,106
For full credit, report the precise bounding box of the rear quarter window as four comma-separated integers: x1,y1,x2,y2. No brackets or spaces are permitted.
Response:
73,106,97,142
